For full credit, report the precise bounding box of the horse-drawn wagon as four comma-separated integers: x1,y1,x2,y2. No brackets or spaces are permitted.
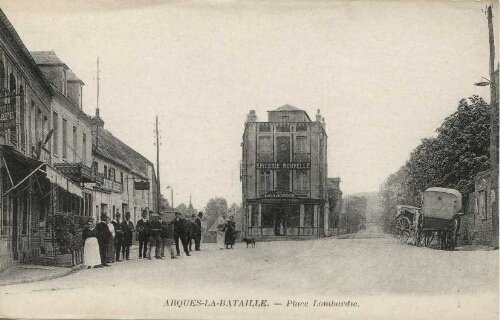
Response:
395,187,463,250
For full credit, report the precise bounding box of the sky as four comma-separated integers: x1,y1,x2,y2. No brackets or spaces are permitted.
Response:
0,0,497,210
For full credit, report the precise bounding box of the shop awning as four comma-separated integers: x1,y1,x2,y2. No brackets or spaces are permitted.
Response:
1,145,83,197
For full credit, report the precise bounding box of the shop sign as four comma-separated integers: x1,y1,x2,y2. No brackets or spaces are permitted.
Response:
256,162,310,170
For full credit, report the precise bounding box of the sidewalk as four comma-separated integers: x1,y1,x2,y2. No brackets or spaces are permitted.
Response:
0,263,84,287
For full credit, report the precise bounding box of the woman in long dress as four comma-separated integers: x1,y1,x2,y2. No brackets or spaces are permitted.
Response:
106,216,116,263
225,216,237,249
216,213,227,250
82,220,101,269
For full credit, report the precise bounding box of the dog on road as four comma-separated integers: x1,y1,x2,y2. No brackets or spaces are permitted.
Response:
242,237,256,248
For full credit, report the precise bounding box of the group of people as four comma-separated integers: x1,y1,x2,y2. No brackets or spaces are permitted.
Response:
82,210,203,269
216,212,238,250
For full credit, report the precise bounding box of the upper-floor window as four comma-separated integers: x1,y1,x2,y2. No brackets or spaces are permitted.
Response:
52,112,59,155
258,136,273,162
93,161,98,172
19,85,25,150
62,119,68,158
120,172,123,184
294,170,309,195
109,168,116,181
259,170,272,196
282,116,289,122
294,136,310,162
103,165,108,178
82,134,87,164
72,126,77,161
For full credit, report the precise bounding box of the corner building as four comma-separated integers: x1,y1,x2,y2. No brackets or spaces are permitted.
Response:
241,105,329,239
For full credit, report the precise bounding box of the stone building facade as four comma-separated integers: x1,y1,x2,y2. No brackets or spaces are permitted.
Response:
0,10,158,270
241,105,329,239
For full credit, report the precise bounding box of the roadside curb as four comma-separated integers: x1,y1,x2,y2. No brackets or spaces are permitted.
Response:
0,264,85,287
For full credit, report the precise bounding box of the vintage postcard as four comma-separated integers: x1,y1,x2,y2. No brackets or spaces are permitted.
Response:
0,1,498,319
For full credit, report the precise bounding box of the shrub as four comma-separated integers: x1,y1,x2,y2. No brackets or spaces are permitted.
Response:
47,212,92,254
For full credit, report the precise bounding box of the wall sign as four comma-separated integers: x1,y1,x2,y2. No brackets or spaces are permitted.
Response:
256,162,310,170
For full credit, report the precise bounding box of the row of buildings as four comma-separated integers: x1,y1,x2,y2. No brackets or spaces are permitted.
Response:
241,105,342,239
0,10,157,270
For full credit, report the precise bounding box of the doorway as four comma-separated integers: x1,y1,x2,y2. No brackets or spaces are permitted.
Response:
12,196,18,260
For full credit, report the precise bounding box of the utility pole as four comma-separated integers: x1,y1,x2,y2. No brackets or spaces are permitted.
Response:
487,5,498,248
155,116,161,215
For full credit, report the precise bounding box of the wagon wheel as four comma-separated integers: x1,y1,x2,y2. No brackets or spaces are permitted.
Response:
396,216,411,244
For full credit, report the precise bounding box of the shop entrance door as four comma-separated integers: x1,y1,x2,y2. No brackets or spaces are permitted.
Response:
12,197,18,260
274,205,286,236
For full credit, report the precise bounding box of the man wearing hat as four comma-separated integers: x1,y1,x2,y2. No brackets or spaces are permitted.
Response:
136,210,150,259
96,214,112,267
172,212,190,256
194,212,203,251
121,212,135,260
112,211,125,262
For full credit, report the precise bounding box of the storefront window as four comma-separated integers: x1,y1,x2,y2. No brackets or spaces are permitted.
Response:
304,204,314,227
287,204,300,227
261,204,274,228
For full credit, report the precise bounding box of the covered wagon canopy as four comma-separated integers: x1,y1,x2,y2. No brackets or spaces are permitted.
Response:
422,187,462,220
396,205,420,218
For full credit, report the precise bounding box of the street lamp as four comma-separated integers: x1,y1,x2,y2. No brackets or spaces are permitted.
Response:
474,76,491,87
166,185,174,210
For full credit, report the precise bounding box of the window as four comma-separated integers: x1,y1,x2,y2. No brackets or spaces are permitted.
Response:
19,85,25,149
109,168,115,181
52,112,59,155
261,204,274,228
294,136,309,161
294,170,309,194
304,204,314,227
103,165,108,178
287,204,300,227
72,126,77,161
478,191,487,220
276,170,290,192
82,134,87,164
120,172,123,184
258,136,272,162
276,136,290,162
62,119,67,158
9,73,17,147
282,116,289,122
259,170,272,195
250,206,258,227
93,161,98,172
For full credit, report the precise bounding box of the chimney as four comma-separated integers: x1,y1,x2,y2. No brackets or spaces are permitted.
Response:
246,110,257,123
316,109,322,122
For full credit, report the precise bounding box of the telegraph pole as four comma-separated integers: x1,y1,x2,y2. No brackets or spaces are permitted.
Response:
487,5,498,248
155,116,161,215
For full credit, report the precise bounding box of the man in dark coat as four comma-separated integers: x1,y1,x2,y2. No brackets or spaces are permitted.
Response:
112,211,124,262
158,213,169,258
136,210,150,259
121,212,135,260
148,214,163,259
164,220,177,259
194,212,203,251
96,214,112,267
172,212,190,256
185,214,194,252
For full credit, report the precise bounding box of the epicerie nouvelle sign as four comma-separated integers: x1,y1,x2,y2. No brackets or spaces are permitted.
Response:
256,162,310,170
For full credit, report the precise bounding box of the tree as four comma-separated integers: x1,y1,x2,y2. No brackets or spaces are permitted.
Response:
379,95,490,234
175,203,187,215
346,196,367,232
204,197,228,229
159,193,170,211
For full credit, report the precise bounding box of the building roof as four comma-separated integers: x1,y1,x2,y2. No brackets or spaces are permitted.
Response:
30,51,69,69
67,69,84,85
268,104,312,122
269,104,303,112
0,10,54,96
94,127,153,179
